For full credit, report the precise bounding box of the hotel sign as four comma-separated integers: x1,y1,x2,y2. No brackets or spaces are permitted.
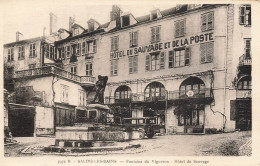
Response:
111,32,214,59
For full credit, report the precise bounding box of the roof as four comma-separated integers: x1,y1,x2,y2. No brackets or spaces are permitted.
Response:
4,37,42,48
55,4,226,44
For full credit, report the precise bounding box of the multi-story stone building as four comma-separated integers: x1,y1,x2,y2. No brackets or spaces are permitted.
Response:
101,4,251,133
3,4,251,136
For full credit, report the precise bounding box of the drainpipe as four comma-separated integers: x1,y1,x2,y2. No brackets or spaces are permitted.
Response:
223,5,229,132
165,90,168,134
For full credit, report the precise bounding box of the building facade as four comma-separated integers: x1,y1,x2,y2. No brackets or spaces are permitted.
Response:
3,4,251,136
100,4,251,133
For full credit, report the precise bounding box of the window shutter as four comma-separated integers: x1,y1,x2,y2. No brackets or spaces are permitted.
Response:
145,55,150,71
207,12,214,30
185,47,190,65
180,20,185,36
82,42,85,54
133,56,138,72
160,52,165,69
156,26,161,41
246,39,251,49
240,6,245,25
200,43,206,63
110,60,114,76
151,28,155,42
169,50,173,68
93,40,97,53
201,14,207,31
129,56,133,73
90,63,93,75
116,37,119,50
129,32,133,47
110,38,113,51
175,21,180,37
206,42,214,62
115,59,118,75
86,64,89,75
134,31,138,46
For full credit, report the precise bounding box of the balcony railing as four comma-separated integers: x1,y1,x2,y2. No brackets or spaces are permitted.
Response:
105,89,213,105
14,66,96,86
168,88,211,100
239,54,252,66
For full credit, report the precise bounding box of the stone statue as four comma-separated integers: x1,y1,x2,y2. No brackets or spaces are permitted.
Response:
92,75,108,104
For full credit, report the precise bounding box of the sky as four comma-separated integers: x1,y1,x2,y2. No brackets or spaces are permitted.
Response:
1,0,179,44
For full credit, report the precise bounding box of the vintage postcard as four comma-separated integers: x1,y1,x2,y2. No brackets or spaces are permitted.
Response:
0,0,259,165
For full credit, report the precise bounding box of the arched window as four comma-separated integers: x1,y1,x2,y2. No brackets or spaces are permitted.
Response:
237,76,251,90
179,77,205,96
144,82,166,100
114,86,131,102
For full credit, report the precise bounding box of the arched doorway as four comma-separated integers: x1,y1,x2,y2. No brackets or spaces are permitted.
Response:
177,77,206,133
144,82,166,101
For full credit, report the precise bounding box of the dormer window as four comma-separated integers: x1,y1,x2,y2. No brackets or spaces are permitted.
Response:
73,28,79,36
150,9,162,20
89,23,94,32
151,11,158,20
122,15,130,27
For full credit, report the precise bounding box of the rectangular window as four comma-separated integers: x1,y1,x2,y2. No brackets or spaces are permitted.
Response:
82,41,86,55
151,26,161,43
45,44,49,58
110,59,119,76
71,66,77,74
61,47,65,59
173,48,190,67
93,40,97,53
86,63,93,76
29,43,36,57
18,46,25,60
76,43,81,56
66,45,70,58
146,52,165,71
245,39,251,58
73,28,79,36
175,19,186,38
169,51,174,68
200,42,214,63
61,85,69,103
50,46,53,59
130,31,138,47
78,90,86,106
7,48,14,62
122,15,130,27
29,64,36,69
240,6,251,26
201,12,214,32
111,36,119,51
129,55,138,74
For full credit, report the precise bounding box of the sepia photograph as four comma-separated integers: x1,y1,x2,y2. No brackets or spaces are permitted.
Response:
1,0,259,165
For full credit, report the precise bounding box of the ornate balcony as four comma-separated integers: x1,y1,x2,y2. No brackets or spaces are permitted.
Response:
238,54,251,75
239,54,251,66
168,88,213,104
14,66,96,87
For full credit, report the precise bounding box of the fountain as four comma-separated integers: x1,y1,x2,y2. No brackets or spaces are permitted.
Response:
47,75,143,153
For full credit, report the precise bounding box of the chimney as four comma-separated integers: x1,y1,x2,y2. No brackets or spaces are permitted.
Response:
16,31,23,42
69,16,75,31
50,12,57,35
110,5,122,27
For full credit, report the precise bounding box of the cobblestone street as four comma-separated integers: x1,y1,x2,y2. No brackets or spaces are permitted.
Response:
4,131,251,157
